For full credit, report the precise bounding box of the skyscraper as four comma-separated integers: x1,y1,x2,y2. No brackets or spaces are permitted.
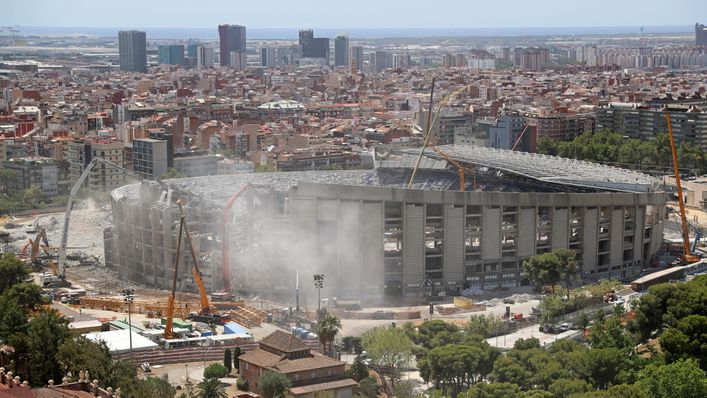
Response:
218,24,246,66
196,45,214,68
375,51,389,72
352,46,364,72
334,35,350,67
157,44,185,65
118,30,147,73
696,23,707,46
310,38,330,62
299,29,314,57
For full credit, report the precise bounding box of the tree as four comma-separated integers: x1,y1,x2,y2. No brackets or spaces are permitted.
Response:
0,253,30,293
161,167,184,180
25,308,70,386
660,314,707,368
0,293,29,341
203,363,228,379
22,187,44,208
466,314,504,338
358,376,379,398
351,354,369,382
460,382,521,398
392,379,416,398
4,282,43,311
513,338,541,351
523,252,563,293
233,346,242,371
56,337,113,383
589,315,635,351
553,248,578,291
145,376,177,398
236,377,249,391
584,348,625,389
102,360,138,392
197,377,228,398
576,313,590,330
224,348,232,373
549,378,590,398
489,355,532,389
361,326,413,387
427,344,483,396
415,320,462,350
316,308,341,357
636,359,706,398
258,371,291,398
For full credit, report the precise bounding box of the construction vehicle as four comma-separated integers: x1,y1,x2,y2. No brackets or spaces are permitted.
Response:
431,146,477,192
56,157,139,283
176,200,231,326
666,113,701,265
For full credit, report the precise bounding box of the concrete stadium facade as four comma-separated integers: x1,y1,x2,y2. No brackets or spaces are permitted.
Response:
105,153,667,301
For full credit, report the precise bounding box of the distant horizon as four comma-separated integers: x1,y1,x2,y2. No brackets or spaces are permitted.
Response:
10,25,696,41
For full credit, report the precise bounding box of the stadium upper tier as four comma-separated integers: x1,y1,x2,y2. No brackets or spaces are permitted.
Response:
397,145,660,193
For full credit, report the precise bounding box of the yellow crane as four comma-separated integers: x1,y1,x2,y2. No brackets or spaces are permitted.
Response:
431,146,477,192
666,113,700,264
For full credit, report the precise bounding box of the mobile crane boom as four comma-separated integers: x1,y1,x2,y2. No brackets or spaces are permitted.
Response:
164,202,185,340
666,113,700,264
57,157,139,278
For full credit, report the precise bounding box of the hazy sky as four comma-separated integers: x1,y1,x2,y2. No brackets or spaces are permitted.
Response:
3,0,703,28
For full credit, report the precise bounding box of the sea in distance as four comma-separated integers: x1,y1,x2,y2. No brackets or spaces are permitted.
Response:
16,25,694,40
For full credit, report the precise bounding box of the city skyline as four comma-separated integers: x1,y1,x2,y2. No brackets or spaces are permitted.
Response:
3,0,703,29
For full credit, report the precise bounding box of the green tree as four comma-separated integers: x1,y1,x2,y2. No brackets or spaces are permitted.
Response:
414,320,462,350
549,378,591,398
258,371,291,398
427,344,483,395
224,348,232,373
0,293,29,341
660,314,707,368
358,376,379,398
56,337,113,383
553,248,578,291
466,314,504,338
0,253,30,293
576,313,590,330
25,308,70,386
392,379,416,398
636,359,706,398
513,338,541,351
589,315,635,351
316,308,342,357
351,354,369,382
489,355,532,389
361,326,413,387
4,282,43,311
22,187,44,208
203,363,228,379
584,348,624,389
197,377,228,398
523,252,563,293
233,346,242,371
145,376,177,398
161,167,184,180
460,382,521,398
102,360,138,392
236,377,249,391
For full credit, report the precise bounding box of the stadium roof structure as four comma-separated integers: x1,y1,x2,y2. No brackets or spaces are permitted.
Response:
398,145,660,193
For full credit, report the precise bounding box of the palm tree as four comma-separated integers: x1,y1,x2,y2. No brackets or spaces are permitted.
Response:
197,377,227,398
316,308,341,357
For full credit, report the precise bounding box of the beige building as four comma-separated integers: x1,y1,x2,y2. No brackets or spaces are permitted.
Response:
67,138,126,191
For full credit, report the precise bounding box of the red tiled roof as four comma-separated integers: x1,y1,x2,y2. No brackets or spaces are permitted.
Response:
260,330,309,354
288,378,358,396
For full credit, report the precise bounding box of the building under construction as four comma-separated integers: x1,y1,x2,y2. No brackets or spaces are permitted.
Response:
104,145,667,300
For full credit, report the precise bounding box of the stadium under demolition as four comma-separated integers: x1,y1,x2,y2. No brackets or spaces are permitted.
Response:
104,145,667,303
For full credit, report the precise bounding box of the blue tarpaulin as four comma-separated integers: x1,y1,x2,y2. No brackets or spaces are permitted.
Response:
224,322,251,335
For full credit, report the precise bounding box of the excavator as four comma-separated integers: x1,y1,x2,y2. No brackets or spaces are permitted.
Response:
666,113,701,265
